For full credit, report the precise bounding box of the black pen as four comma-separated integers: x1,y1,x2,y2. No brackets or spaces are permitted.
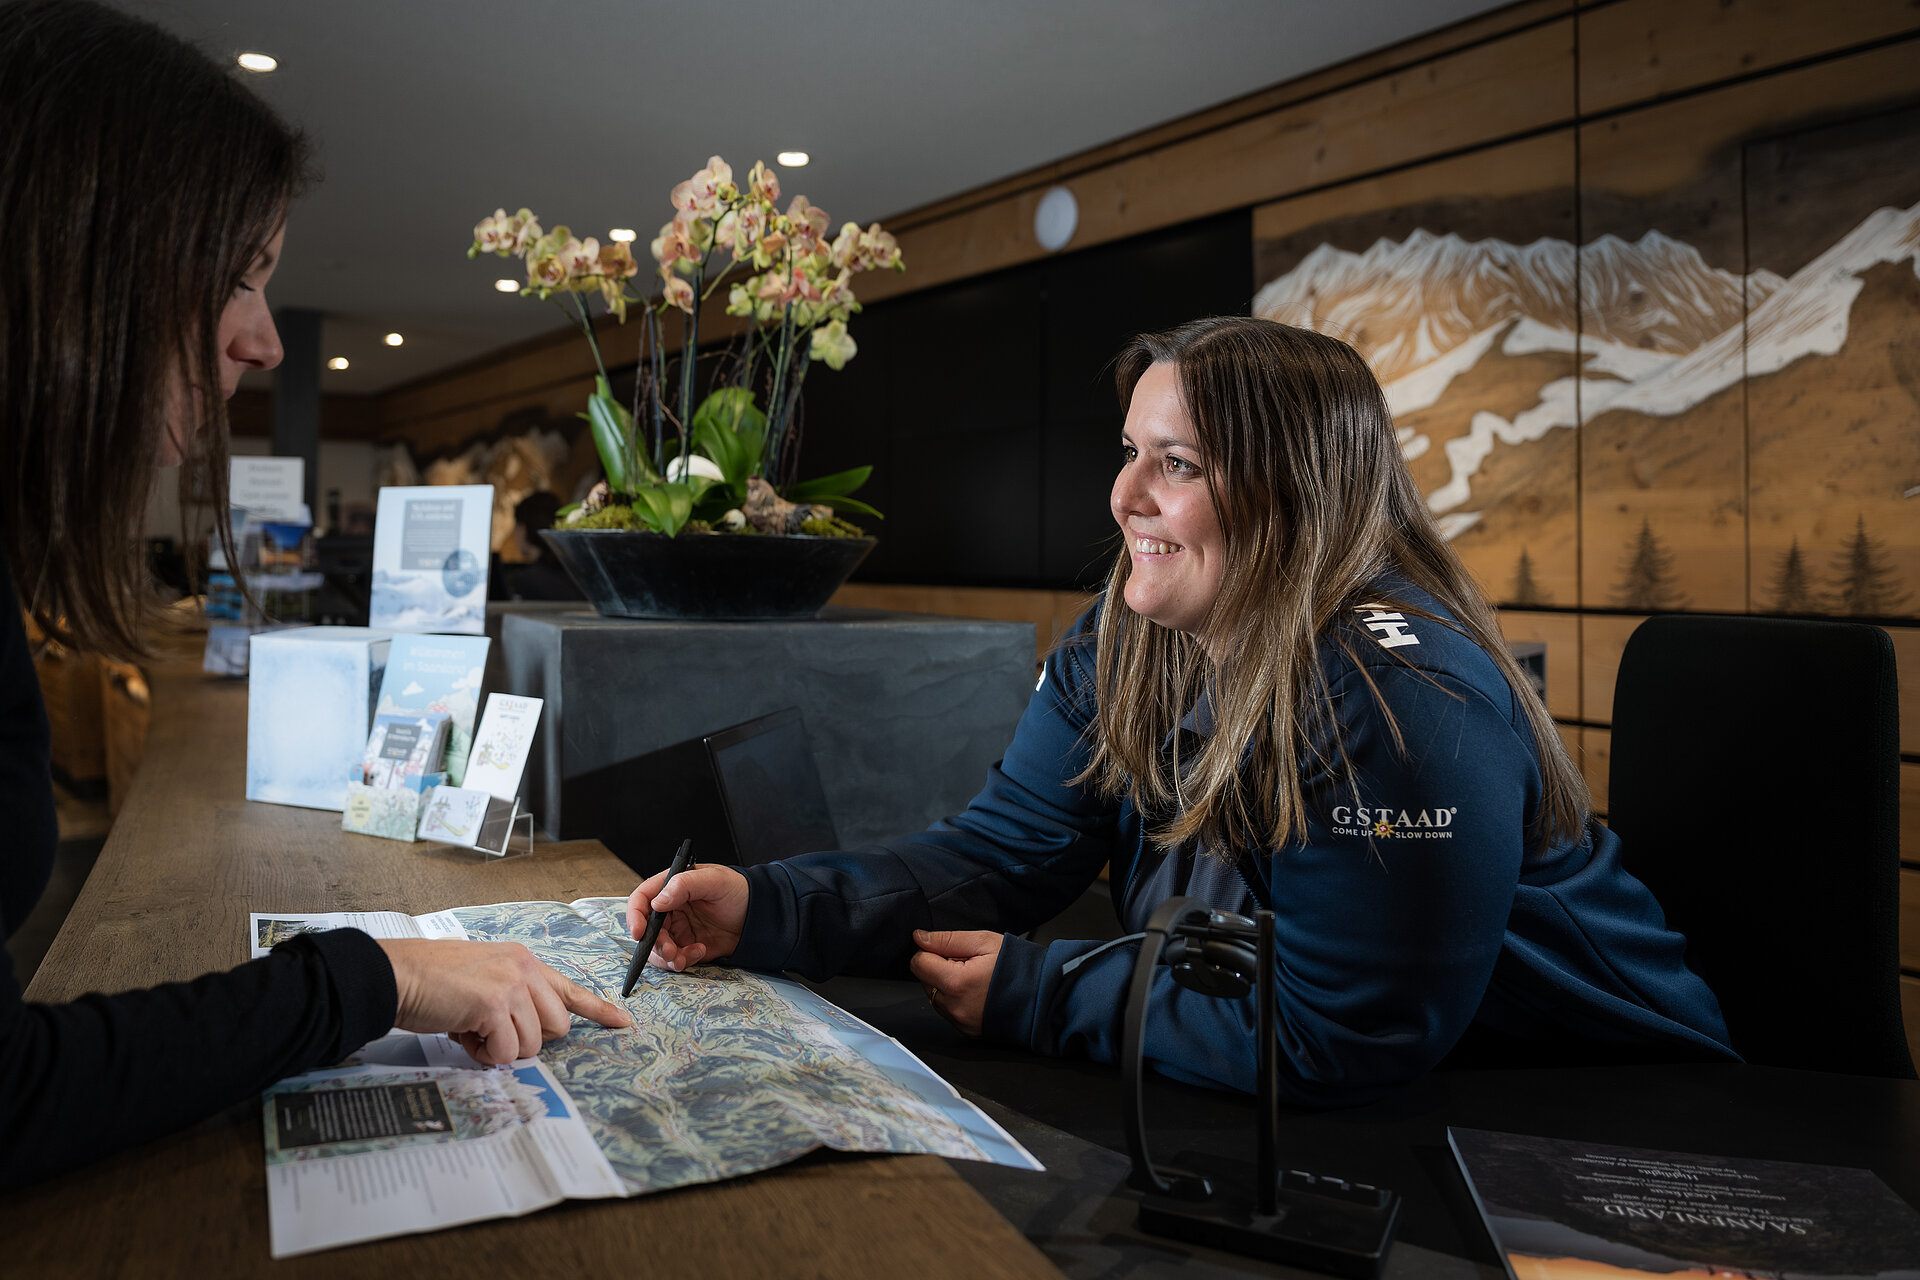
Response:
623,838,692,998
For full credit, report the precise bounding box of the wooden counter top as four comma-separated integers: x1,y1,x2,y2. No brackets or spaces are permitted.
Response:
6,637,1060,1279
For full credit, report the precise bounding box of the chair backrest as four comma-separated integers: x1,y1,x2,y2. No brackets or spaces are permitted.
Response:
1610,614,1913,1078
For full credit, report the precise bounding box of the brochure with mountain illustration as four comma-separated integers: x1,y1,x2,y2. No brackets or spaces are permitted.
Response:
1448,1127,1920,1280
375,634,490,785
369,485,492,635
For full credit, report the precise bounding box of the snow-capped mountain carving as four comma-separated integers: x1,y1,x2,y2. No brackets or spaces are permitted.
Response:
1251,204,1918,528
1253,231,1574,383
1251,229,1783,387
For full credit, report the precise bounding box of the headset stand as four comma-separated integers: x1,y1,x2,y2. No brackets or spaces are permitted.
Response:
1126,900,1402,1278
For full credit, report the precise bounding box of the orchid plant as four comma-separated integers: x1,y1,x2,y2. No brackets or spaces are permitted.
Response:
468,154,902,537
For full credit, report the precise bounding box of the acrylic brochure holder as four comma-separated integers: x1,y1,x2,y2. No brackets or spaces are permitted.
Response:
434,692,543,858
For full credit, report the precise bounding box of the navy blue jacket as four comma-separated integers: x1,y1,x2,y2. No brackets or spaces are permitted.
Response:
732,589,1735,1102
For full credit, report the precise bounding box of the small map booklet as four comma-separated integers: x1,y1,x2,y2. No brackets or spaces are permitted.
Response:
1449,1127,1920,1280
375,634,490,785
250,899,1040,1258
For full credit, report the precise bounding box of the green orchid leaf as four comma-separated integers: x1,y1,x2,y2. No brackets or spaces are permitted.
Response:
626,487,671,532
663,482,695,529
690,388,767,493
810,494,884,520
785,466,871,501
586,391,637,493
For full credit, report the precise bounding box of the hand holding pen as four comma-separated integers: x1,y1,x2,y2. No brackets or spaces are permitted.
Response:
623,852,751,987
623,839,693,997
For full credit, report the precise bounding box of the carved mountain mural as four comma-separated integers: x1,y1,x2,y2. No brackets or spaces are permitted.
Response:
1252,201,1920,617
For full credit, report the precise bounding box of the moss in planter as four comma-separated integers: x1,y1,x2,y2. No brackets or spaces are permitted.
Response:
570,504,648,531
568,505,862,538
799,515,867,539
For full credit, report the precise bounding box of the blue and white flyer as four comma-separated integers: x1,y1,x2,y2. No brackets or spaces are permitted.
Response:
369,485,493,635
376,634,490,785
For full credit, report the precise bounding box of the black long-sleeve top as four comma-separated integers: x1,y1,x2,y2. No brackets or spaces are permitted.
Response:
0,558,398,1192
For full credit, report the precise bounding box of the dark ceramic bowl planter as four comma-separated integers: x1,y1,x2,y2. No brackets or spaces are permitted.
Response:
541,528,875,620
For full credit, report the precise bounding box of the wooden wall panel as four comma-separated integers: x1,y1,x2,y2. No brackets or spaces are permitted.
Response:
1903,762,1920,867
1905,975,1920,1071
1580,726,1612,815
1890,627,1920,756
1252,134,1582,609
856,21,1577,310
1578,0,1920,116
1497,609,1583,721
1744,106,1920,618
1902,867,1920,971
1577,39,1920,616
381,298,744,439
1579,613,1646,726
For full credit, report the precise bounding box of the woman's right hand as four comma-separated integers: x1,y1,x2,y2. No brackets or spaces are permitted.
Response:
626,864,749,970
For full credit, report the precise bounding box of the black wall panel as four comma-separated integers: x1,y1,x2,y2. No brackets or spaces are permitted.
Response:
805,208,1251,590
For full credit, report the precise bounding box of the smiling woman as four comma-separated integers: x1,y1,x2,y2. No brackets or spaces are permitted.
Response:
624,315,1740,1101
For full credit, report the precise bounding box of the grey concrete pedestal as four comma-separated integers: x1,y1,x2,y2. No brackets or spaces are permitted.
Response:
500,607,1035,870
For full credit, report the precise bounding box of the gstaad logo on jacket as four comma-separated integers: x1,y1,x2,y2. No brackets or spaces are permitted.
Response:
1329,804,1459,839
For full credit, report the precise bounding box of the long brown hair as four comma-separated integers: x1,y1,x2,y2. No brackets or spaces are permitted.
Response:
1082,316,1588,857
0,0,309,657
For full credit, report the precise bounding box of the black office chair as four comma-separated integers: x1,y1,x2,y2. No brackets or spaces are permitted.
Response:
1609,614,1914,1079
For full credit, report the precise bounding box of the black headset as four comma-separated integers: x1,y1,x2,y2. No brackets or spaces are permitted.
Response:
1121,895,1271,1198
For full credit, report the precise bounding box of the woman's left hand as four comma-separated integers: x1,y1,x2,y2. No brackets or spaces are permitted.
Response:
909,929,1002,1036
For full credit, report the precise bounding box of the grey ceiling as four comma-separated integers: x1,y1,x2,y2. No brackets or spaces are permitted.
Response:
120,0,1512,395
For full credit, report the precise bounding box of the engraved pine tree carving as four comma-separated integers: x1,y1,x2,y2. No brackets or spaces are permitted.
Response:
1611,518,1687,611
1509,548,1549,606
1765,537,1816,613
1830,515,1910,616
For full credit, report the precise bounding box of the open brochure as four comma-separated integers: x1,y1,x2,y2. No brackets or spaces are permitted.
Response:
250,899,1041,1258
1449,1127,1920,1280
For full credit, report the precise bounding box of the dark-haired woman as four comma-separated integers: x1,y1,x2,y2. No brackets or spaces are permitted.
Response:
0,0,628,1190
626,316,1735,1101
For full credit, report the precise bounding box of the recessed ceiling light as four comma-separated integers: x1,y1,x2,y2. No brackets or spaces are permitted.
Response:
494,278,519,293
326,357,349,370
608,228,636,243
777,151,809,167
236,52,277,73
384,332,404,347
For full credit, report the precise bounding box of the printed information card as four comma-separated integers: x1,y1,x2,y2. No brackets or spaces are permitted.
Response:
370,485,493,635
466,693,540,802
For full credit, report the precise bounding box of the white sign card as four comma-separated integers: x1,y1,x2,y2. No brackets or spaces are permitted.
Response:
230,457,306,521
417,785,518,854
369,485,494,635
466,693,540,802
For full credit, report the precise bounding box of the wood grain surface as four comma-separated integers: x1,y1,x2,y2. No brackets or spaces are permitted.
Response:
7,638,1060,1280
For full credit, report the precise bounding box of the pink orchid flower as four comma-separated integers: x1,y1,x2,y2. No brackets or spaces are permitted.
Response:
747,161,780,203
786,196,831,242
599,242,638,280
528,252,568,292
650,218,682,267
505,208,542,256
863,224,903,271
472,209,510,256
559,236,601,281
672,155,734,218
661,272,696,313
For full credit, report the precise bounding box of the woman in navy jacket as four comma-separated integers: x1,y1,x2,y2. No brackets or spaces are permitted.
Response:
627,317,1734,1100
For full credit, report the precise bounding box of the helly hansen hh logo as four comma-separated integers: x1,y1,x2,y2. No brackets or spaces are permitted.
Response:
1356,604,1419,649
